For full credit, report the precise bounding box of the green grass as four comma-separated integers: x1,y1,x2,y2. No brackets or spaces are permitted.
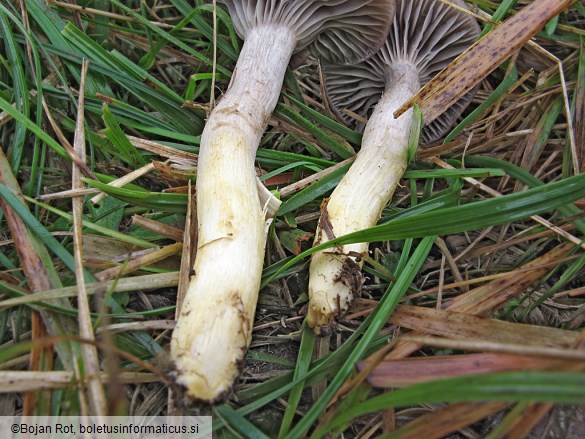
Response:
1,1,584,437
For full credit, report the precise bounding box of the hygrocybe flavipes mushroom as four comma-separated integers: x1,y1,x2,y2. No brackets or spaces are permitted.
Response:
308,0,480,334
171,0,395,402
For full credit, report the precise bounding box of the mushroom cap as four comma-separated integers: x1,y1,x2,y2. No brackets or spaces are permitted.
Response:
322,0,480,143
217,0,396,64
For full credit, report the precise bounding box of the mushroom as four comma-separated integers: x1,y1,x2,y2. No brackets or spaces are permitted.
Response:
171,0,395,402
307,0,480,333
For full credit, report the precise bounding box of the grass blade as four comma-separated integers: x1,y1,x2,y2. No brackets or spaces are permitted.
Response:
278,323,315,438
287,236,436,439
314,371,585,436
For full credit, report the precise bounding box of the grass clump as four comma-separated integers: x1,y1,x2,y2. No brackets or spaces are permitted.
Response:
0,0,584,437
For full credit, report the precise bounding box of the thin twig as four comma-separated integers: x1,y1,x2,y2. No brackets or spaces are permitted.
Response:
72,59,107,418
210,0,218,111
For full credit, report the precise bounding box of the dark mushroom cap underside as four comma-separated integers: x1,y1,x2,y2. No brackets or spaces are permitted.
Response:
323,0,480,143
218,0,396,64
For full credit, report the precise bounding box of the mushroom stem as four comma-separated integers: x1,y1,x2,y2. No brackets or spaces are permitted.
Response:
171,24,296,402
308,62,420,333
